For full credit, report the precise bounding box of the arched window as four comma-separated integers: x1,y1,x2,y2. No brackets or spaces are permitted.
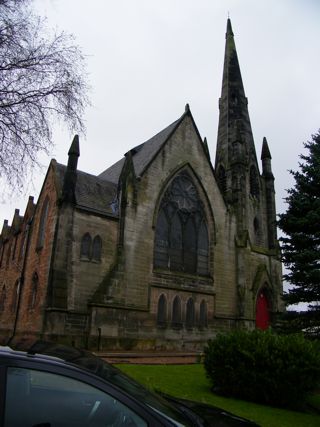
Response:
0,285,6,312
29,273,38,310
217,165,227,195
37,197,49,249
186,298,195,329
157,294,167,326
154,171,209,275
199,300,208,328
250,166,260,198
172,296,182,327
11,280,20,313
92,235,102,262
80,233,92,259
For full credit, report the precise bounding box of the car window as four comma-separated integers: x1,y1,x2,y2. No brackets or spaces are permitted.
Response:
5,367,148,427
71,355,192,426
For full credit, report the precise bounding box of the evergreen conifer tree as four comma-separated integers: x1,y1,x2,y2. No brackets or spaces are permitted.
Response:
278,131,320,336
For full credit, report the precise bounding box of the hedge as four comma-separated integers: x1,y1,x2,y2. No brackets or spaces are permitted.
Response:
204,330,320,408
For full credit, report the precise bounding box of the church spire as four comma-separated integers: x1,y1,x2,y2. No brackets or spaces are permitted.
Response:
215,19,257,200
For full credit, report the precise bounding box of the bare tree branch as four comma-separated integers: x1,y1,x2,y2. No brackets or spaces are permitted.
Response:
0,0,90,190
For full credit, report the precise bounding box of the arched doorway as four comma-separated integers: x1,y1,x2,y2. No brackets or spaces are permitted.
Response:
256,289,270,330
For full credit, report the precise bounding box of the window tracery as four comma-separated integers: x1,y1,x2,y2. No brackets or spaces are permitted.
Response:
154,171,209,275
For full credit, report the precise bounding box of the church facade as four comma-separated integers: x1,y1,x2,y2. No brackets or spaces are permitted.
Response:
0,20,283,351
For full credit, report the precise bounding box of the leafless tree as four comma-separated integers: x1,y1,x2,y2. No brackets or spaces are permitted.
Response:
0,0,89,190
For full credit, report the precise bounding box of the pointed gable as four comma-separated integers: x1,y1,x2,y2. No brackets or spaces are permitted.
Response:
99,105,208,186
99,116,184,184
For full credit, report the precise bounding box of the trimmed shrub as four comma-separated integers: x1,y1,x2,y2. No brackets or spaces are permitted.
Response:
204,330,320,408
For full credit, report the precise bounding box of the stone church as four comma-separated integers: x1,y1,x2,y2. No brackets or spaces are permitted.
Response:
0,20,283,351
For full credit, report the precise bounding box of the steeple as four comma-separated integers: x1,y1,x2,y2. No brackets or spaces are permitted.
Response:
215,19,258,200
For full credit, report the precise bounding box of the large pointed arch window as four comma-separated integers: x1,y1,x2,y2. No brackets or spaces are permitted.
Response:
154,171,209,275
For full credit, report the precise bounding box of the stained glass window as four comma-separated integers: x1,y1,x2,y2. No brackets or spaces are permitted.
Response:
154,171,209,274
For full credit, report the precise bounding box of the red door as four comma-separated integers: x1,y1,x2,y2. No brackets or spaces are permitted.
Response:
256,290,270,330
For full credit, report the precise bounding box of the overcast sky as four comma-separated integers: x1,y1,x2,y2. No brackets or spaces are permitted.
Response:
1,0,320,228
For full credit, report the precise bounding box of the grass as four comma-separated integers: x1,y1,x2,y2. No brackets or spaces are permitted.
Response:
116,364,320,427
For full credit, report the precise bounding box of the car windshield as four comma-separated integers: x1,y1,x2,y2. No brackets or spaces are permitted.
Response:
27,341,194,427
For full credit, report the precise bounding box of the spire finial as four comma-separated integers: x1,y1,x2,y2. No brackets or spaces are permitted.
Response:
261,137,272,159
185,103,190,113
67,135,80,171
68,134,80,157
226,16,233,37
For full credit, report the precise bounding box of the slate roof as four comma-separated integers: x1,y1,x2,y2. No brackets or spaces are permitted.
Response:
56,163,118,217
52,110,189,217
99,115,183,184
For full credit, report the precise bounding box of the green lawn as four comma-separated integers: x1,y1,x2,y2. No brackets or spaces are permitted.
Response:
116,364,320,427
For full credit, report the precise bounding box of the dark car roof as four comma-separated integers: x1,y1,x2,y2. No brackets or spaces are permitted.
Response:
0,340,121,381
